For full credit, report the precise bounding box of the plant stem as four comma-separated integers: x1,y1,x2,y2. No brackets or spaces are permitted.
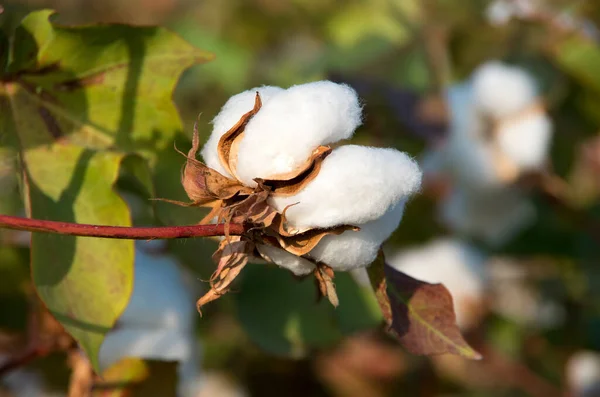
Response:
0,214,246,240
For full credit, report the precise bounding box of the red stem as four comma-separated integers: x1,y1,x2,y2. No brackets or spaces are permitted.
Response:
0,214,246,240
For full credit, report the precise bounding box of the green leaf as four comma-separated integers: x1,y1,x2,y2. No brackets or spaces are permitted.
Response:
235,265,381,357
368,252,482,360
0,9,212,370
6,9,213,222
26,145,133,372
550,35,600,94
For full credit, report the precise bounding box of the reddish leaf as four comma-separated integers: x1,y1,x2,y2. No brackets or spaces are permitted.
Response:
368,251,481,360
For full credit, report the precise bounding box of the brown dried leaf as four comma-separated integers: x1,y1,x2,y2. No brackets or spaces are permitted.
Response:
275,224,359,256
314,264,339,307
217,92,262,178
197,238,251,313
257,145,332,197
367,251,482,360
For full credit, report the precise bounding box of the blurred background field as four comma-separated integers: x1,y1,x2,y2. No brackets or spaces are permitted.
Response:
2,0,600,396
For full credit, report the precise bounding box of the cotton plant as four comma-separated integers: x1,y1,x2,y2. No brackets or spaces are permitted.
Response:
98,242,204,397
423,61,553,246
179,81,422,308
385,238,489,331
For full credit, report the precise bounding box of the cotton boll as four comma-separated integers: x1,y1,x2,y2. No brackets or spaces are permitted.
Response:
567,351,600,397
485,0,515,25
308,201,406,271
256,244,316,276
444,83,501,188
270,145,421,230
387,238,488,330
497,112,552,170
201,86,284,177
472,62,538,120
236,81,362,185
116,248,195,330
440,186,536,246
99,328,195,370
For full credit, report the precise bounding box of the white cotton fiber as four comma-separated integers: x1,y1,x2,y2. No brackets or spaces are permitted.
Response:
440,185,536,246
99,328,194,370
308,201,406,271
497,112,552,170
256,244,316,276
270,145,421,230
567,351,600,397
387,238,487,330
235,81,362,185
443,82,502,188
202,86,284,177
472,61,538,120
116,248,195,330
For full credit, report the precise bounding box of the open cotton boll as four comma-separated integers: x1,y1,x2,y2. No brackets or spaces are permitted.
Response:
236,81,362,186
444,83,502,188
115,248,195,330
472,61,538,119
566,351,600,397
99,328,195,370
201,86,284,177
497,112,552,170
256,244,316,276
308,201,406,271
440,185,536,246
387,238,488,330
270,145,421,230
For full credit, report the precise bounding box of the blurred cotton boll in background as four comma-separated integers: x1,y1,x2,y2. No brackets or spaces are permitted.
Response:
98,242,203,397
386,238,488,331
566,351,600,397
422,61,553,246
0,356,65,397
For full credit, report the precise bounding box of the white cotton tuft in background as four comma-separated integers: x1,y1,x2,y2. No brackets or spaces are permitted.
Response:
471,61,538,120
236,81,362,185
386,238,488,330
308,201,406,271
98,244,203,397
442,82,502,188
270,145,421,230
439,185,536,246
497,112,552,170
202,86,284,177
566,351,600,397
256,244,316,276
111,248,195,330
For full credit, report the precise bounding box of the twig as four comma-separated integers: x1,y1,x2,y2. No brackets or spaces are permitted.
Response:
0,344,51,377
0,214,247,240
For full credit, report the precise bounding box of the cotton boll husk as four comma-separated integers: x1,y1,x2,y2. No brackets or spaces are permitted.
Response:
116,248,195,330
497,112,552,170
443,83,502,189
256,244,316,275
270,145,421,230
236,81,362,186
471,61,538,120
566,351,600,397
387,238,488,330
308,201,406,271
439,185,536,247
201,86,284,177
